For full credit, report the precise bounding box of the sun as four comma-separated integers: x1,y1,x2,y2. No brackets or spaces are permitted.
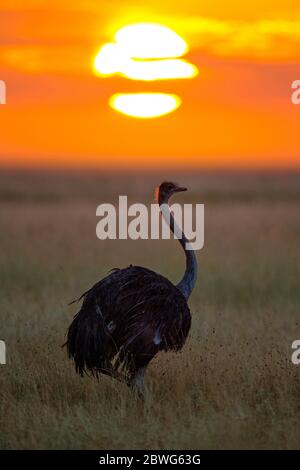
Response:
109,93,181,119
114,23,188,59
93,22,198,118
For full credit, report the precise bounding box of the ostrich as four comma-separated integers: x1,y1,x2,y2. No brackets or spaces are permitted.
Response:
66,182,197,393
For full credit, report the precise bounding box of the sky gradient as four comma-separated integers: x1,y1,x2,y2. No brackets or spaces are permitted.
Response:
0,0,299,169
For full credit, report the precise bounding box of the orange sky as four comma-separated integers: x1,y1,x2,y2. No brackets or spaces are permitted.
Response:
0,0,299,169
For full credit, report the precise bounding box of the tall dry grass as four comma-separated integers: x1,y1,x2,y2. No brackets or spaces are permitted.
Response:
0,170,300,449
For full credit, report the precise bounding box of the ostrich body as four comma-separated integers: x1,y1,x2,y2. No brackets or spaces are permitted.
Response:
66,182,197,392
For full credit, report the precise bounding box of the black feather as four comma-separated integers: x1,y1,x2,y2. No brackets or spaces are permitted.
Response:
65,265,191,379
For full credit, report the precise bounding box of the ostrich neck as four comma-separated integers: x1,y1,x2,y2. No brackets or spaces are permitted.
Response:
160,199,197,300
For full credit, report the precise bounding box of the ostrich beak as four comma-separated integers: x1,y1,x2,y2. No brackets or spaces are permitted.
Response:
175,186,187,192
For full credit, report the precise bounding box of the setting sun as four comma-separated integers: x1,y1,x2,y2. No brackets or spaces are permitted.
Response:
93,23,197,81
94,51,198,81
94,22,197,118
109,93,181,118
114,23,188,58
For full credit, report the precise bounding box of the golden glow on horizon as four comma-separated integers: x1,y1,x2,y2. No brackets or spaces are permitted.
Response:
109,93,181,118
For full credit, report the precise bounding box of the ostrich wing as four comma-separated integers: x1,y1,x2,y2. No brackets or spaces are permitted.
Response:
66,266,191,376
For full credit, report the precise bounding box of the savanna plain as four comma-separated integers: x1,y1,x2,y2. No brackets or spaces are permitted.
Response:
0,169,299,449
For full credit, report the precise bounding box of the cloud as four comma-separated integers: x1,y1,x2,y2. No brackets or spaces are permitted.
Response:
176,17,300,60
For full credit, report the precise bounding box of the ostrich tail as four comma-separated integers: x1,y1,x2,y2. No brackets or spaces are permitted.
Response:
65,303,108,377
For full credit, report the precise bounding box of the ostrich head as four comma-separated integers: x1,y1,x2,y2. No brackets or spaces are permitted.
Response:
155,181,187,205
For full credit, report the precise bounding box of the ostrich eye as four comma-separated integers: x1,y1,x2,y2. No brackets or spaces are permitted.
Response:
168,184,173,190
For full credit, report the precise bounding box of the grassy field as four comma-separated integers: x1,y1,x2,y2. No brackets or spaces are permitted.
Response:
0,169,300,449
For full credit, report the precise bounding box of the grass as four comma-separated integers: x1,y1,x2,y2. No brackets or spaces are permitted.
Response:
0,169,300,449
